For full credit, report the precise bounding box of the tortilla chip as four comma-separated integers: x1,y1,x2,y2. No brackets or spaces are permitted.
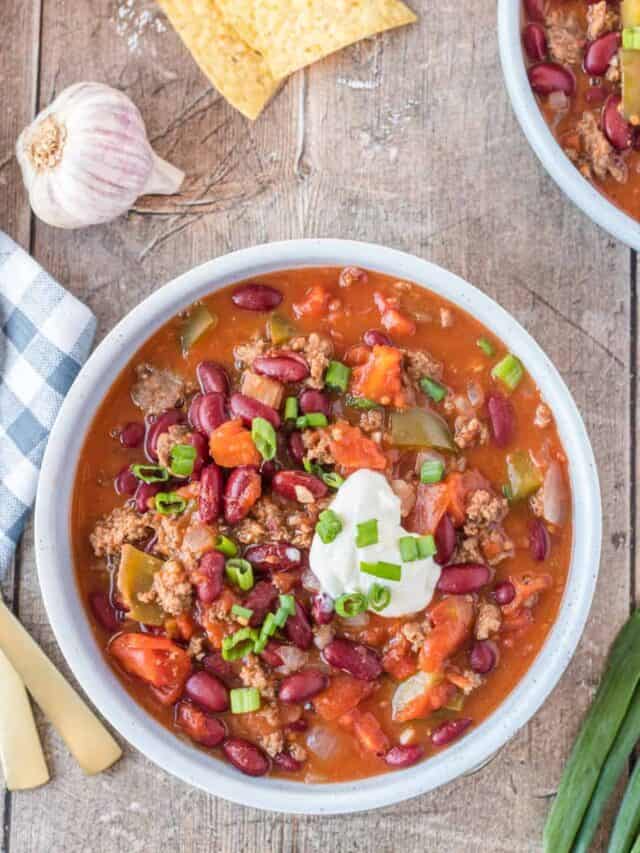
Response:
216,0,417,79
156,0,281,120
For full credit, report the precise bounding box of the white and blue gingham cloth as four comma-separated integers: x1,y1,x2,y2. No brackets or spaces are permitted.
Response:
0,231,96,576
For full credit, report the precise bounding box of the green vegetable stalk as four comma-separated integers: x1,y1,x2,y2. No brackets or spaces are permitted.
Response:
609,758,640,853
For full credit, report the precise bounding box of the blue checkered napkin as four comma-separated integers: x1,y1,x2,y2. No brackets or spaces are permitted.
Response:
0,231,96,577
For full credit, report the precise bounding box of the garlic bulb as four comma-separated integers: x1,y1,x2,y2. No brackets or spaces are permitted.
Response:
16,82,184,229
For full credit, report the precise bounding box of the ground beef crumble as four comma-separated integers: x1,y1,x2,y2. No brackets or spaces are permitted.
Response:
359,408,384,435
239,653,276,699
586,0,619,40
404,349,444,384
573,112,627,183
400,621,425,653
139,558,193,616
156,424,193,468
460,490,514,566
90,507,153,558
534,403,552,429
130,363,186,416
454,415,489,450
302,429,335,466
232,495,326,548
546,11,585,65
234,336,267,368
391,478,417,517
288,333,333,389
475,602,502,640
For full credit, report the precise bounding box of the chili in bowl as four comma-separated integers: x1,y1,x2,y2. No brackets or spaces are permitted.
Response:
35,240,600,813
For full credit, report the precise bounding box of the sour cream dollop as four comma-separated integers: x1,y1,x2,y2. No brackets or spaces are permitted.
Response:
309,469,441,618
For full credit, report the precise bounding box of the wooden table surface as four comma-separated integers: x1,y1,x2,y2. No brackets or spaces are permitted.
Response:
0,1,634,851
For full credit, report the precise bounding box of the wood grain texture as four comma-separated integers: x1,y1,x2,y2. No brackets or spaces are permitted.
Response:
0,0,634,850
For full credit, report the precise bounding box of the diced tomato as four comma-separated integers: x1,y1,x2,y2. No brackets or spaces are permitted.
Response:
109,633,192,705
293,284,332,319
392,671,457,722
373,292,416,337
419,596,474,674
175,612,195,641
209,419,260,468
502,573,553,616
271,571,298,593
328,421,386,471
351,345,407,408
446,470,491,526
406,482,450,535
382,636,417,681
343,344,371,367
313,673,374,721
340,708,389,754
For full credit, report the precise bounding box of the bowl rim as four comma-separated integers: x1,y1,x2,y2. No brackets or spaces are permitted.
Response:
34,238,601,814
497,0,640,250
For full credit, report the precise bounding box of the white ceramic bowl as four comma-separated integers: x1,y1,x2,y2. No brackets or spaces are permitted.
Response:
498,0,640,249
35,239,601,814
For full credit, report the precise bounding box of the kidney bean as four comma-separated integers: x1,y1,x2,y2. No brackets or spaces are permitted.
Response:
195,551,225,604
272,470,328,503
528,62,575,96
470,640,498,674
115,466,138,496
586,84,608,105
529,519,551,561
196,361,229,395
273,751,305,772
522,23,547,62
434,513,456,566
254,353,310,383
145,409,185,461
202,651,236,686
339,266,369,288
232,283,283,312
363,328,393,347
584,31,620,76
487,391,515,448
287,718,309,733
188,392,227,436
245,581,279,627
224,466,262,524
286,599,314,650
185,670,229,713
176,702,226,748
437,563,491,594
602,94,632,150
119,421,145,448
260,459,278,482
287,431,305,466
322,638,382,681
299,389,330,416
188,431,209,480
244,542,303,572
279,669,329,703
384,744,424,768
312,593,334,625
89,590,121,632
431,718,473,747
229,392,281,429
135,482,161,513
260,640,284,667
199,463,223,523
524,0,545,22
493,580,516,605
223,738,270,776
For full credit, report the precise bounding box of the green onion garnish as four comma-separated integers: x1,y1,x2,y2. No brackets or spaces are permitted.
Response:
398,535,419,562
231,604,254,622
360,560,401,581
230,687,261,714
279,594,296,615
477,337,495,357
356,518,379,548
322,471,344,489
251,416,276,461
214,534,238,557
222,627,259,661
335,592,368,618
169,443,197,478
420,459,445,484
296,412,328,429
623,26,640,49
316,509,343,544
502,484,513,501
367,583,391,612
225,558,254,591
420,376,446,403
254,612,278,652
416,534,436,558
325,360,351,392
131,464,169,484
154,491,187,515
344,394,380,410
492,353,524,391
284,396,299,420
303,458,323,475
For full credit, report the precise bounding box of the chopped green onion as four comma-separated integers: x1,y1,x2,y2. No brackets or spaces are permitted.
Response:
322,471,344,489
344,394,380,410
420,459,445,484
492,353,524,391
360,561,401,581
623,26,640,49
230,687,261,714
214,535,238,557
231,604,254,622
154,491,187,515
169,443,197,477
225,558,254,591
367,583,391,612
222,627,259,661
279,594,296,615
303,458,323,475
131,464,169,484
420,376,446,403
356,518,379,548
316,509,343,544
296,413,328,429
398,535,419,562
502,484,513,501
416,534,436,559
325,360,351,392
284,396,299,420
254,613,278,652
335,592,368,618
477,337,495,357
251,416,277,461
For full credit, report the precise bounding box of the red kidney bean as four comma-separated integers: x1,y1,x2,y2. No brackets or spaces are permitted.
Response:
384,744,424,768
254,353,310,383
244,542,303,572
195,551,225,604
586,84,608,105
232,283,283,312
363,329,392,348
437,563,491,594
188,431,209,480
584,31,620,76
260,640,284,667
434,513,456,566
287,431,305,465
273,751,305,772
487,392,515,448
286,718,309,733
493,580,516,605
119,421,145,448
272,470,328,502
286,599,313,650
229,392,281,429
196,361,229,395
470,640,498,674
279,669,329,703
202,651,236,686
339,266,369,288
188,392,227,436
299,389,330,416
115,466,138,496
176,702,226,748
135,482,161,513
524,0,545,22
145,409,185,461
244,581,279,627
222,738,270,776
312,593,334,625
185,670,229,713
529,519,551,561
199,463,223,523
528,62,575,96
602,94,632,150
322,638,382,681
224,465,262,524
431,718,472,746
522,23,547,62
89,590,121,632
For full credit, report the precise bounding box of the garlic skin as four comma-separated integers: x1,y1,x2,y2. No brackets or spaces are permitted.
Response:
16,82,184,229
